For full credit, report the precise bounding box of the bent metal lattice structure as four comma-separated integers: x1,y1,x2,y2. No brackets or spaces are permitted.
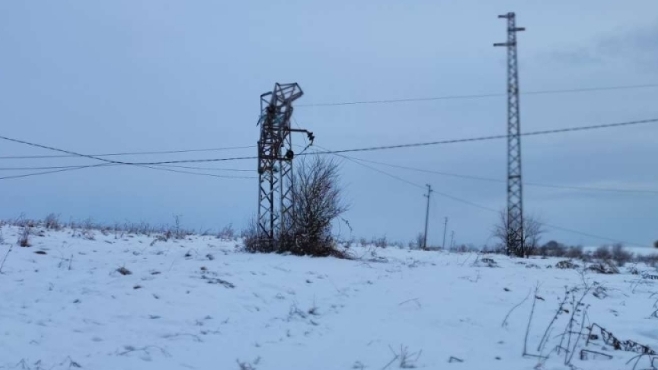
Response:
256,83,313,251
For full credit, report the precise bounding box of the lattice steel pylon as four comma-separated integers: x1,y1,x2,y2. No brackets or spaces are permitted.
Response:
256,83,313,251
494,12,526,257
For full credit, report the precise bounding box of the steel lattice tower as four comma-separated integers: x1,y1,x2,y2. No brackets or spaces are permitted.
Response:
256,83,312,251
494,12,526,257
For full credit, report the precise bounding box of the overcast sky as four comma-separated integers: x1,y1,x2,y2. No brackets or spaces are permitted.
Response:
0,1,656,248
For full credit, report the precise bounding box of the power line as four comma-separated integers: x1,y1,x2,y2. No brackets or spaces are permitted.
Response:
0,164,105,180
313,146,648,248
0,163,256,181
0,145,256,160
298,83,658,107
302,118,658,156
315,144,504,212
437,190,647,247
0,163,255,173
2,134,646,245
139,165,256,179
134,156,258,165
310,145,424,190
0,164,114,171
153,164,254,172
1,117,656,168
344,156,658,195
0,135,256,180
0,134,259,166
0,134,166,166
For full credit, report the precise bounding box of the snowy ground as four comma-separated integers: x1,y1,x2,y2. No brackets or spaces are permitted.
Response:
1,226,658,370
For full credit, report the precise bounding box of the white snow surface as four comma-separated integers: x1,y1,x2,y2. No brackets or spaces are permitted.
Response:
1,226,658,370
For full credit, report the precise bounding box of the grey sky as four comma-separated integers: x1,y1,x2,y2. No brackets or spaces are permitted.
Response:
0,1,656,247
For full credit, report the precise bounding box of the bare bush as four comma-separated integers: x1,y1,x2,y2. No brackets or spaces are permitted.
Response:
383,345,422,369
537,240,567,257
611,243,632,266
593,245,611,260
236,357,260,370
481,244,504,254
82,217,95,231
581,250,593,262
44,213,62,230
3,215,211,240
587,260,619,274
241,218,263,253
637,254,658,267
244,157,348,258
524,215,545,256
451,244,479,253
414,233,424,250
285,157,349,257
117,266,132,275
556,260,579,269
342,237,355,249
218,224,235,240
565,245,584,259
17,227,31,247
12,214,37,228
492,211,544,257
372,236,387,249
172,215,187,239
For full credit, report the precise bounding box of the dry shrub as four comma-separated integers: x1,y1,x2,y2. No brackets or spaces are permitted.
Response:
372,236,387,249
492,211,544,257
556,260,579,269
452,244,480,253
611,243,633,266
593,245,611,260
241,218,269,253
591,244,632,266
218,224,235,240
536,241,567,257
564,246,584,259
587,260,619,274
117,266,132,275
17,227,31,247
636,253,658,267
284,157,348,257
479,257,498,267
414,233,425,250
44,213,62,230
244,157,348,258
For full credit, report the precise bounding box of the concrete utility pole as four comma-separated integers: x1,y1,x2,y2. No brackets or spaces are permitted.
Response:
442,217,448,249
423,184,433,250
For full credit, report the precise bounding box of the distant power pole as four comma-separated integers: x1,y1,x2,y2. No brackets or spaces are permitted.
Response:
494,12,526,257
423,184,433,250
442,217,448,249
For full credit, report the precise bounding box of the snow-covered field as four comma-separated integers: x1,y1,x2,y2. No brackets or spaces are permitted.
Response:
1,226,658,370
